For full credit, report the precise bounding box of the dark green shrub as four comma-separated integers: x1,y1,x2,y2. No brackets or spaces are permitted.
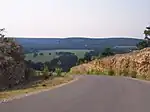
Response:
136,40,148,50
87,69,103,75
130,71,137,78
39,53,44,56
43,65,50,80
87,69,94,75
107,69,115,76
87,70,91,75
42,84,47,87
33,53,38,57
95,70,103,75
120,69,129,76
100,47,114,58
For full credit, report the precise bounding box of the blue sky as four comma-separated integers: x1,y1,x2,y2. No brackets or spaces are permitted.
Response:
0,0,150,38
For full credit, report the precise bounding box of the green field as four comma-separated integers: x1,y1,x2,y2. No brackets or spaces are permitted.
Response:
25,49,91,63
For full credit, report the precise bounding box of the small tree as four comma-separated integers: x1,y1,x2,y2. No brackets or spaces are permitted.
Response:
136,40,148,50
144,26,150,38
100,47,114,58
136,26,150,50
77,58,85,65
144,25,150,45
33,53,38,57
39,53,44,56
0,28,5,38
43,65,49,80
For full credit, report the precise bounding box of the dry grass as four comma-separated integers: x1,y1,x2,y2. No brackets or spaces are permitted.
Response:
0,75,73,100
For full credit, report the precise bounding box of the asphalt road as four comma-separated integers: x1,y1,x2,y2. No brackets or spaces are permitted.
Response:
1,75,150,112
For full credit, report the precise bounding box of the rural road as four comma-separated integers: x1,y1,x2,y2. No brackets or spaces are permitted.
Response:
1,75,150,112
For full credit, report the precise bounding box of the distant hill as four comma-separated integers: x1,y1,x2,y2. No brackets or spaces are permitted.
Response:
15,37,142,52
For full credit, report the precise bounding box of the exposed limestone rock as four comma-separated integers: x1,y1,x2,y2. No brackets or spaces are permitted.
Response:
71,48,150,79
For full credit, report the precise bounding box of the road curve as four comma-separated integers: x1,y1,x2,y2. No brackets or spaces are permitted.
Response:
1,75,150,112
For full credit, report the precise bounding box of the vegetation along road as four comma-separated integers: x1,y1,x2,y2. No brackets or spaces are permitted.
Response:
1,75,150,112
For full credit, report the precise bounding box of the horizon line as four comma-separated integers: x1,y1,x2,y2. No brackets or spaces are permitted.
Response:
6,36,143,39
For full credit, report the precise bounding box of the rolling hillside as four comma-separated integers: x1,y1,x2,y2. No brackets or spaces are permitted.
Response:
15,37,142,51
25,49,90,62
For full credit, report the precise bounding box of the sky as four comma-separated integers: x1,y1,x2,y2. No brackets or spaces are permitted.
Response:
0,0,150,38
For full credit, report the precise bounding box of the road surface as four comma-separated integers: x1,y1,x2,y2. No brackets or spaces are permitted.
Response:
1,75,150,112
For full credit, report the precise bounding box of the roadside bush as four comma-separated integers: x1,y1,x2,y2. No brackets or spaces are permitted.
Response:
100,47,114,58
95,70,103,75
138,74,147,80
87,69,94,75
130,71,137,78
136,40,148,50
55,68,63,77
87,69,103,75
43,65,50,80
87,70,92,75
107,69,115,76
120,69,129,76
42,84,47,87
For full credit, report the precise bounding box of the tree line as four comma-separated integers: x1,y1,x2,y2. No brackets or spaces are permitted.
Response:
136,26,150,49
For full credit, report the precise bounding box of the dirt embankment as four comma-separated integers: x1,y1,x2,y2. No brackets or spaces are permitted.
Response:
71,48,150,79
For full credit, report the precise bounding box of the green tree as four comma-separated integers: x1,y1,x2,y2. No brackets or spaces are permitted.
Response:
136,40,148,50
43,65,49,80
144,26,150,45
83,51,100,62
0,29,25,87
39,52,44,56
33,53,38,57
77,58,85,65
50,54,78,72
0,28,5,38
144,26,150,38
144,30,150,38
136,26,150,50
100,47,114,58
55,68,62,76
